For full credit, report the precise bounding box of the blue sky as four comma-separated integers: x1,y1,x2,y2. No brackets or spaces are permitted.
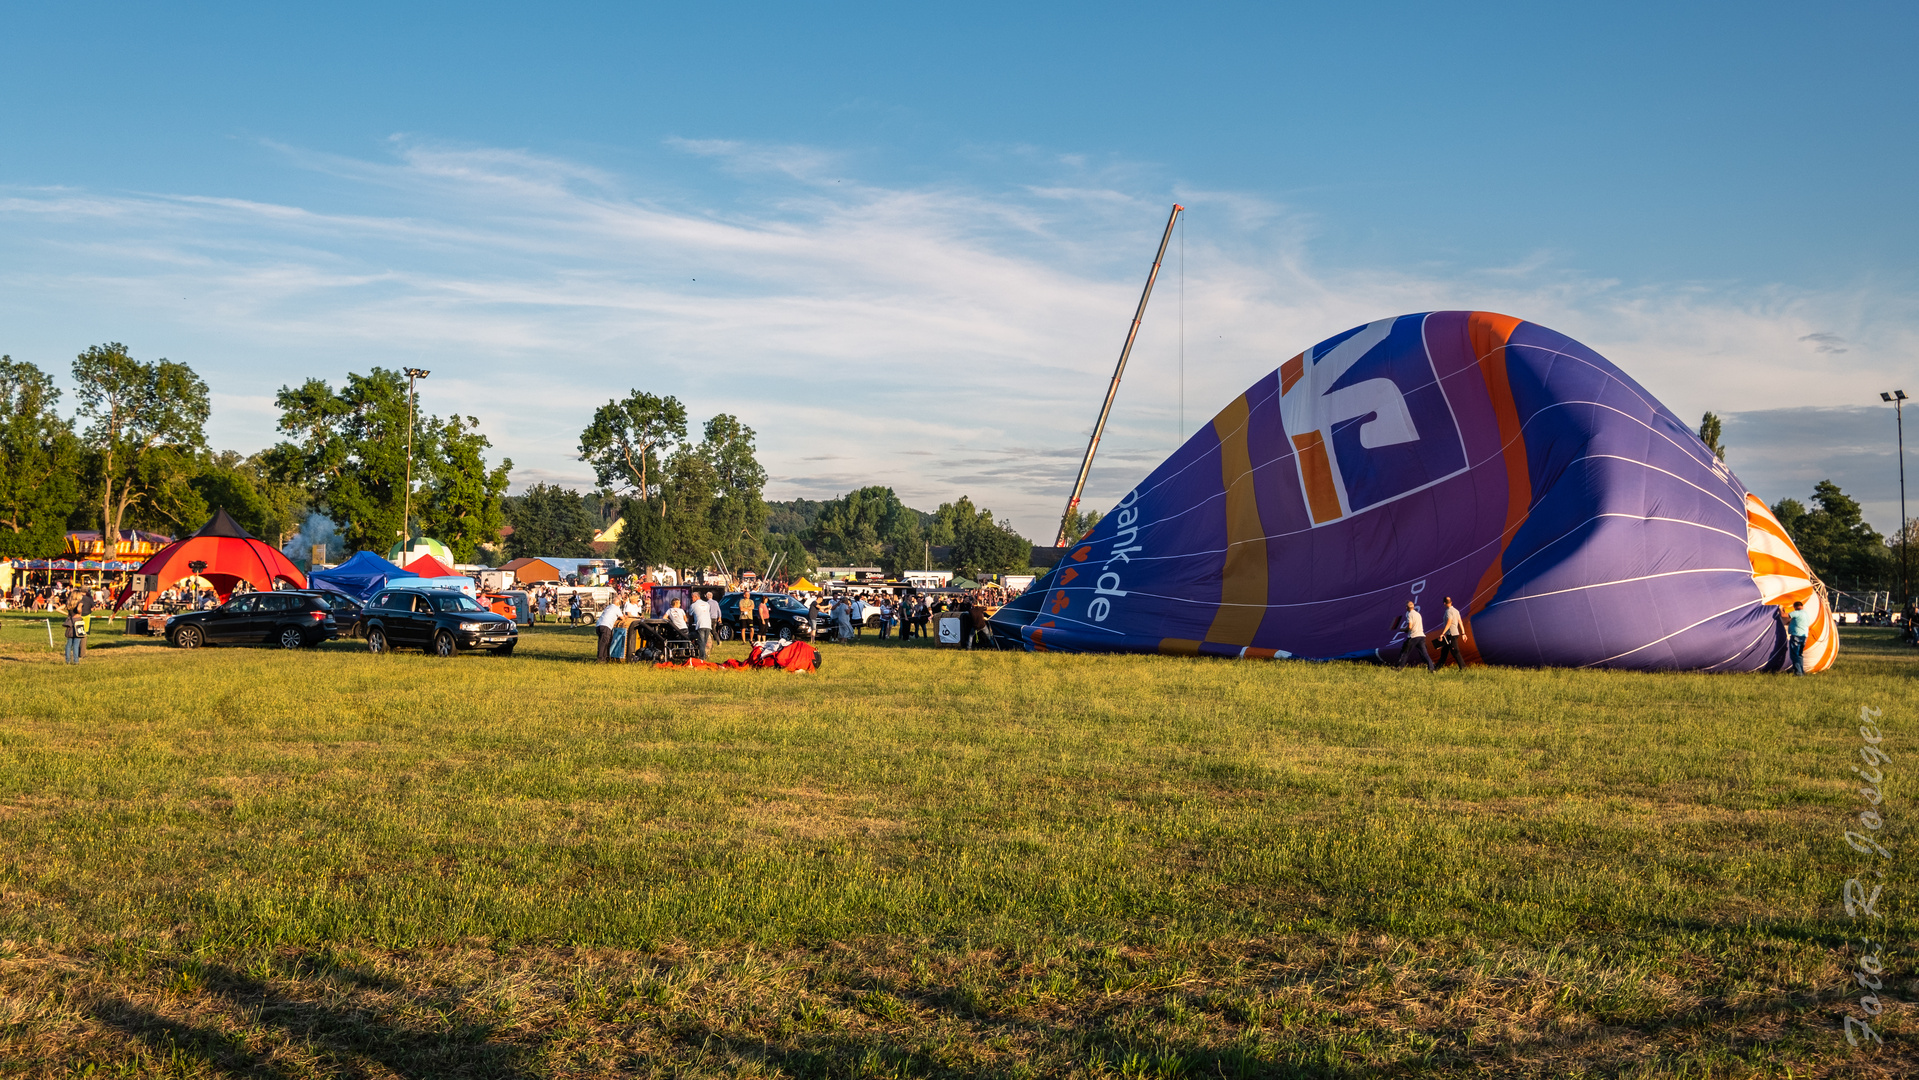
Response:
3,2,1915,538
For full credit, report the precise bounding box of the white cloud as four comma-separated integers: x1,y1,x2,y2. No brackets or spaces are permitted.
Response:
2,136,1913,539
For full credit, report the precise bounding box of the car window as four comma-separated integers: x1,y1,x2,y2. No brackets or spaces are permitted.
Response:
259,594,293,612
372,592,395,610
411,595,435,613
433,595,483,612
221,595,257,613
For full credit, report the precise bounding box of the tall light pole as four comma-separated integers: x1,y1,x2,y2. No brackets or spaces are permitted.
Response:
403,368,431,547
1882,389,1908,616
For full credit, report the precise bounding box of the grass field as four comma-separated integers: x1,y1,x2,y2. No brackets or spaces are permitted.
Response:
0,609,1911,1077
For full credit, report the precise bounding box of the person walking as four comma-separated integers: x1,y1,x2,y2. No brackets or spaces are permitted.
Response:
1786,599,1814,675
693,591,715,659
1434,596,1468,670
1391,599,1434,672
595,597,620,663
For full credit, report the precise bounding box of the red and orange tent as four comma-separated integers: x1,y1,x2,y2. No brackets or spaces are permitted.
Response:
129,509,306,602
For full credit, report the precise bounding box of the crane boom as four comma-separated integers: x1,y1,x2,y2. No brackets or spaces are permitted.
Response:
1054,202,1184,547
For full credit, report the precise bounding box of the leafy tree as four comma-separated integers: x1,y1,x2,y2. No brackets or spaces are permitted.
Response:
578,391,687,507
810,487,905,567
421,414,512,563
190,450,308,545
1771,480,1893,589
272,371,412,552
1061,506,1103,546
765,498,827,538
503,483,595,560
70,344,210,558
1698,412,1726,461
659,447,718,575
701,413,769,572
0,357,85,558
764,530,816,579
934,496,1032,576
615,495,666,573
271,369,496,555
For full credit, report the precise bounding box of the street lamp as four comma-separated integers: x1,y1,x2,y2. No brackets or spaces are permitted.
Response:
403,368,431,547
1882,389,1908,618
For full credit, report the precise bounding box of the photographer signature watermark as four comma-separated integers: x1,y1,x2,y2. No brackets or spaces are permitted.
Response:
1841,705,1894,1047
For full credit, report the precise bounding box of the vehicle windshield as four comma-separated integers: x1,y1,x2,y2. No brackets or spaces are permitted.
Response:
433,594,484,612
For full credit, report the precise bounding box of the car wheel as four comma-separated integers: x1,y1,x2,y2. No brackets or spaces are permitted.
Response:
278,626,305,650
174,625,203,650
777,626,794,643
716,624,733,642
433,631,456,658
367,627,388,655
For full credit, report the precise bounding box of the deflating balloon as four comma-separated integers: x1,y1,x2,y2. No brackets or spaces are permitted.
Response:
991,311,1835,672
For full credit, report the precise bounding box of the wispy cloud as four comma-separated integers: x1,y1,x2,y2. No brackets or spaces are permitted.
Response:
1,136,1912,537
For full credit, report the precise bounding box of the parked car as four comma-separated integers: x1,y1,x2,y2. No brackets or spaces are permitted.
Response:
355,587,519,657
165,589,342,650
716,591,817,642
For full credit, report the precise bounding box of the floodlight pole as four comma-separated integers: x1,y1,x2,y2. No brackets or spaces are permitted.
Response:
1055,203,1184,548
1886,390,1910,612
403,368,431,546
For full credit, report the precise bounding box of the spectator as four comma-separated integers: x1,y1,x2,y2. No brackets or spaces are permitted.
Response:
693,591,716,659
665,598,690,642
595,597,621,663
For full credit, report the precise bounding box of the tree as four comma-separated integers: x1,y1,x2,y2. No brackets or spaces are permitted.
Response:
1698,412,1726,461
934,496,1032,576
659,448,718,575
1061,506,1103,546
578,392,687,507
701,413,770,572
190,450,308,545
421,414,512,563
615,495,666,573
809,487,912,567
70,344,210,558
1771,480,1893,589
504,484,596,560
272,369,429,554
0,357,85,558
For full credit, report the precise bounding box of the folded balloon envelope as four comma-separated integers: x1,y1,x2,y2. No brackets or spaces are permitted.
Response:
991,311,1836,672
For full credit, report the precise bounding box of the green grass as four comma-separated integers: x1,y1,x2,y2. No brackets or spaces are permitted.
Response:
0,611,1912,1077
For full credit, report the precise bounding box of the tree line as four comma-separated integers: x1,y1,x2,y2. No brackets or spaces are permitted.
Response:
493,390,1048,581
0,347,511,563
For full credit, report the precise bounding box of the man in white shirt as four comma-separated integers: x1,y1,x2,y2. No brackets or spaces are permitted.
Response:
851,595,866,637
1391,599,1434,672
1435,596,1467,670
692,590,716,659
595,596,621,663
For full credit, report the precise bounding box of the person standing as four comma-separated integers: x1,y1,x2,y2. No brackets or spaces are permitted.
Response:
63,595,91,664
1435,596,1468,670
1786,599,1814,675
595,597,620,663
693,591,715,659
756,595,772,643
1391,600,1434,672
835,597,854,642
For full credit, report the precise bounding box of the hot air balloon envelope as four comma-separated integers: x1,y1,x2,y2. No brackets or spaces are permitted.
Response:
992,312,1835,672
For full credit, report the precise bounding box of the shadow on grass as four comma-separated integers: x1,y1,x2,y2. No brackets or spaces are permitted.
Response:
91,961,536,1079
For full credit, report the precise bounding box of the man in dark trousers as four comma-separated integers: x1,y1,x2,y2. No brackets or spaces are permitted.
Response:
1391,599,1434,672
1435,596,1467,670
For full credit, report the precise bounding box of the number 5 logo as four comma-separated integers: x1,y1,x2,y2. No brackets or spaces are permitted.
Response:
1279,315,1468,525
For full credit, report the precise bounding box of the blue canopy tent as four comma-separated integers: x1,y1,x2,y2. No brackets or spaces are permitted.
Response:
307,551,417,602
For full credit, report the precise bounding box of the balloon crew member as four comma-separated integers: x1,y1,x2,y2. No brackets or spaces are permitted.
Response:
1391,600,1434,672
1435,596,1467,670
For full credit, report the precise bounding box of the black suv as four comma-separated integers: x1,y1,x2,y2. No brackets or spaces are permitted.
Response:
716,591,817,642
165,589,342,650
357,587,518,657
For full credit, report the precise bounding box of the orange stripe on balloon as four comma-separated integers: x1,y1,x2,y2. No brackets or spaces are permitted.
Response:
1458,311,1526,667
1279,353,1305,394
1291,430,1343,524
1205,395,1268,647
